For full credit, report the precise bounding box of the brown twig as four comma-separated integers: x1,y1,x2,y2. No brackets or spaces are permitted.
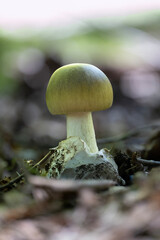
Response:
97,122,160,144
136,157,160,166
29,176,116,192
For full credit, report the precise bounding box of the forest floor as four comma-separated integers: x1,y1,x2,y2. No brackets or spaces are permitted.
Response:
0,61,160,240
0,118,160,240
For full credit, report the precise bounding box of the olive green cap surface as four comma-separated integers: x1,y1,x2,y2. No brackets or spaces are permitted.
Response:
46,63,113,115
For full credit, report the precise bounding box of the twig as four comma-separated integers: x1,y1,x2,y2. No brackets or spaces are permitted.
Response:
32,151,52,168
0,174,25,191
97,123,160,144
29,176,116,192
0,151,52,191
136,157,160,166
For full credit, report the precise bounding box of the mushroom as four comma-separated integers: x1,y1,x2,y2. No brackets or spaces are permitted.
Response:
46,63,113,153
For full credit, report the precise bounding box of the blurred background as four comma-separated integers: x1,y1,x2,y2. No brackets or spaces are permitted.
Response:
0,0,160,163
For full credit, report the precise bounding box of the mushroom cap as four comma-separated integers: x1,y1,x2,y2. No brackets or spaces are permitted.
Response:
46,63,113,115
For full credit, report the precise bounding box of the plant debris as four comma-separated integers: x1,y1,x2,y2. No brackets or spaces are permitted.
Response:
0,168,159,240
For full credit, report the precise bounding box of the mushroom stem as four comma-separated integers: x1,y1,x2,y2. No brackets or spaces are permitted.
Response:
66,112,98,153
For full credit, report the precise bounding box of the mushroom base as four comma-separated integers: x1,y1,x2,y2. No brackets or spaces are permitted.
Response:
47,136,125,185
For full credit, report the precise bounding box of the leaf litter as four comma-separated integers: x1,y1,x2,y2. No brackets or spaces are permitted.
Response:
0,126,160,240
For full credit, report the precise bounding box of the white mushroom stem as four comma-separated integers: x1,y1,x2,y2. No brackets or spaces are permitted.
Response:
66,112,98,153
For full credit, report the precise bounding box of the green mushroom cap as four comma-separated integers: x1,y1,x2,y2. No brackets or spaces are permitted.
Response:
46,63,113,115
